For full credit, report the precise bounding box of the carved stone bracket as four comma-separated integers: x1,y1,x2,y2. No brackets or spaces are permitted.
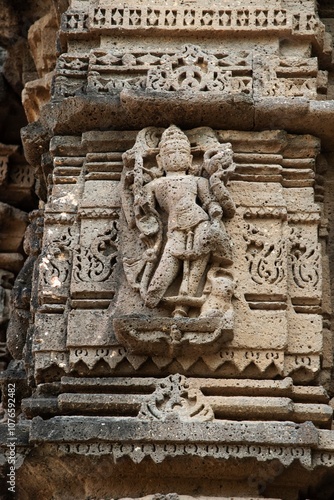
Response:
113,316,233,357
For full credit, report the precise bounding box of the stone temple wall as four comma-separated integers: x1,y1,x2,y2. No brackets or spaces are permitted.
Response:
1,0,334,498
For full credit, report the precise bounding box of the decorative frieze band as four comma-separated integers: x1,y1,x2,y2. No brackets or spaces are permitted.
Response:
53,45,325,101
33,346,321,382
55,441,313,467
29,417,317,468
62,7,320,37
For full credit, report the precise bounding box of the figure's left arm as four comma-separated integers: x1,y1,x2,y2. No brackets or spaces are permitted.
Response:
209,173,236,219
197,177,222,219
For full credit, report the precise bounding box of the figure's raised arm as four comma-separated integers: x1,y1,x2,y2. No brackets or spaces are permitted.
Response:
202,145,236,219
197,177,222,219
209,175,236,219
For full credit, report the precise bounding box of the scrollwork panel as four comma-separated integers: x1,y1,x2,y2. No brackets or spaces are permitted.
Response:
39,225,79,304
70,219,119,299
242,218,288,298
287,225,322,306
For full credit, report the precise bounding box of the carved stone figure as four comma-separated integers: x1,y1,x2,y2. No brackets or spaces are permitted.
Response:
121,125,235,319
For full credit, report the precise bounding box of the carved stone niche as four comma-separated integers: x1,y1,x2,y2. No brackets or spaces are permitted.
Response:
114,125,236,357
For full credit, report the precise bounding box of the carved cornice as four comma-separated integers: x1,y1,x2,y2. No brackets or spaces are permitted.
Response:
61,2,322,40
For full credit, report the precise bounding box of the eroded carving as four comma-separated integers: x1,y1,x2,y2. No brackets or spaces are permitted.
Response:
0,145,19,186
114,125,235,356
255,56,321,100
7,211,43,359
146,45,252,94
55,440,312,467
41,250,71,289
244,223,285,285
39,227,75,303
70,3,320,37
115,126,235,355
54,43,326,101
288,228,320,290
139,374,214,422
72,222,118,283
122,125,235,315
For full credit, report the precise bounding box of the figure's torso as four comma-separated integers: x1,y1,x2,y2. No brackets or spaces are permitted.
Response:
150,175,209,231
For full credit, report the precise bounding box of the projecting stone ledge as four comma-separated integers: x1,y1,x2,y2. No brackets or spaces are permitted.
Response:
2,420,334,496
22,96,334,158
26,416,320,468
1,416,330,472
113,316,233,357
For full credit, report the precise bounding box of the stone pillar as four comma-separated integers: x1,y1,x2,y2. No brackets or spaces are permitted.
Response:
2,0,334,498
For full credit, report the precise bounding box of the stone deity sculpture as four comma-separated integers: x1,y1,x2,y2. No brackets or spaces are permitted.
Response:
121,125,236,320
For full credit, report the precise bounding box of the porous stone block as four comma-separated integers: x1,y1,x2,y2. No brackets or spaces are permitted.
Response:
67,309,114,346
81,180,121,208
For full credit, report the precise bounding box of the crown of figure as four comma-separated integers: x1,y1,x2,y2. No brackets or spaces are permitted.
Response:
159,125,191,154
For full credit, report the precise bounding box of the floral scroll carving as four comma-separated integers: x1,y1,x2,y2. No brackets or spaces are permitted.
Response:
139,374,214,422
242,220,321,314
288,228,320,290
244,224,285,286
40,228,75,290
73,223,119,283
146,45,251,94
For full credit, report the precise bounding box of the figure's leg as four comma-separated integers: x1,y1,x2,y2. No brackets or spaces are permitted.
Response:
188,253,210,297
145,231,185,308
170,223,211,317
186,222,211,297
171,251,210,318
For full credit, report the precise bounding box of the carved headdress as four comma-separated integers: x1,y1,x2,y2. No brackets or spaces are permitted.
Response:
159,125,191,155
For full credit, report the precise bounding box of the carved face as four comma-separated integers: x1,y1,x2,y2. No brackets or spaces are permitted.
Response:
158,148,192,174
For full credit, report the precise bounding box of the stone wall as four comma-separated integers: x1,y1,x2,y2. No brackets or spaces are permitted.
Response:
1,0,334,499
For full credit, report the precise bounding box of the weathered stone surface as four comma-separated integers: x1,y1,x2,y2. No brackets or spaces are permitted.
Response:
30,416,318,447
22,72,54,123
3,0,334,498
16,127,327,393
